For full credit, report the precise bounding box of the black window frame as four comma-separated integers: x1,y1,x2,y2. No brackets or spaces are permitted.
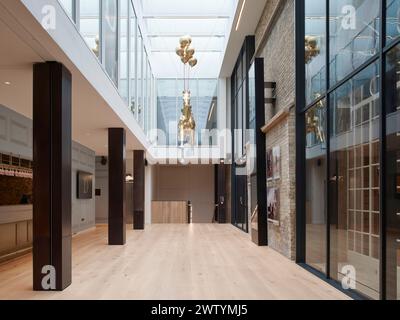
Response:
296,0,400,300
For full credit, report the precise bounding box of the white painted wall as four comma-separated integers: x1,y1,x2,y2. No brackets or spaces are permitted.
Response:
0,104,96,234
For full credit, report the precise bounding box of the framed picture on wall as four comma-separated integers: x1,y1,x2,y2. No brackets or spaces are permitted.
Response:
77,171,93,199
267,188,280,222
266,149,273,180
273,146,281,180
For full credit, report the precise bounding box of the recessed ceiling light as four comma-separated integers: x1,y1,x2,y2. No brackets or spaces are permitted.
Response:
4,81,11,85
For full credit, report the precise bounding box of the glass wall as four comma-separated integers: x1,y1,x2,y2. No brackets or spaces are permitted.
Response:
103,0,118,85
300,0,400,300
129,2,137,115
57,0,156,133
329,0,380,85
156,78,218,146
137,29,143,125
80,0,101,58
385,44,400,300
305,100,327,274
387,0,400,44
59,0,74,19
119,0,129,102
305,0,326,105
230,37,254,234
157,79,178,146
329,62,380,299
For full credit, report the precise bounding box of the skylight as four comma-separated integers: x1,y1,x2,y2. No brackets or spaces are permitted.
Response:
139,0,238,78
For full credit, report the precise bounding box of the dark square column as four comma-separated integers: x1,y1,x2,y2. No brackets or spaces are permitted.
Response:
108,128,127,245
33,62,72,291
133,150,145,230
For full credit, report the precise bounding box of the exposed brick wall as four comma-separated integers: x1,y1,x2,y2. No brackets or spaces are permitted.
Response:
255,0,281,51
258,0,295,115
255,0,296,260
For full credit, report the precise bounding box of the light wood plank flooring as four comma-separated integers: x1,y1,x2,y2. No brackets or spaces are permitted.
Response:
0,224,350,300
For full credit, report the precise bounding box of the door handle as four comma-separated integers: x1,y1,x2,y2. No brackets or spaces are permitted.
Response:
396,239,400,244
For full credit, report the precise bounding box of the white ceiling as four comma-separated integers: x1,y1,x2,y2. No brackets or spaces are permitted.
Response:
139,0,238,79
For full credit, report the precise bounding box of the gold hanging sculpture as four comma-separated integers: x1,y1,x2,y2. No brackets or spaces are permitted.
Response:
176,35,197,146
306,95,326,144
305,35,320,64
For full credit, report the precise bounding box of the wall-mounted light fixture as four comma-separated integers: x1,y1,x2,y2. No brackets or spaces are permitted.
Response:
265,82,276,106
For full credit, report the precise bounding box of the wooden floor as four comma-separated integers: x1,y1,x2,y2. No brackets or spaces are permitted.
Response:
0,224,350,300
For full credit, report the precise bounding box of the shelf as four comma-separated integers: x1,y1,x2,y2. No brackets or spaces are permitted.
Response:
261,105,291,134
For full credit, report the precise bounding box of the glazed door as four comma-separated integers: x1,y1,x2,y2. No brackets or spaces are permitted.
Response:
214,164,227,223
234,173,248,232
385,44,400,300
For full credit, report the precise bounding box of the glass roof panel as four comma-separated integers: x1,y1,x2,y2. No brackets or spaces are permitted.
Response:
140,0,238,78
141,0,235,16
151,52,223,78
145,19,229,35
149,37,225,52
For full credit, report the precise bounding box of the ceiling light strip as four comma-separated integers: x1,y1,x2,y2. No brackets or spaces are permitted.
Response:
235,0,246,31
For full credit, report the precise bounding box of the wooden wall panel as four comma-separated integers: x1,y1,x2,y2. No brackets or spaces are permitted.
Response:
151,201,188,224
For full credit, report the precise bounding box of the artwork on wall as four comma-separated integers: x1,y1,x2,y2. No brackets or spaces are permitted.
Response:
77,171,93,199
266,146,281,180
272,146,281,180
267,188,280,222
266,149,273,180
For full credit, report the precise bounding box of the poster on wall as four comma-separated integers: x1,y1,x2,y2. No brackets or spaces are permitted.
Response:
273,146,281,180
267,188,280,222
266,149,273,180
77,171,93,199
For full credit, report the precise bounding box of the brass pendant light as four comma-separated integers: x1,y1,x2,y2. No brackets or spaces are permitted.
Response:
176,35,198,146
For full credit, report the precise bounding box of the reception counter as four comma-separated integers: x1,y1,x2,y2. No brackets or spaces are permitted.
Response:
0,205,33,262
151,201,189,224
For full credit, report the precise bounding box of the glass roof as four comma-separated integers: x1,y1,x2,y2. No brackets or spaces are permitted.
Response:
139,0,238,78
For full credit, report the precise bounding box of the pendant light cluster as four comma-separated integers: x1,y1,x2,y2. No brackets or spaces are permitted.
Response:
176,35,198,146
